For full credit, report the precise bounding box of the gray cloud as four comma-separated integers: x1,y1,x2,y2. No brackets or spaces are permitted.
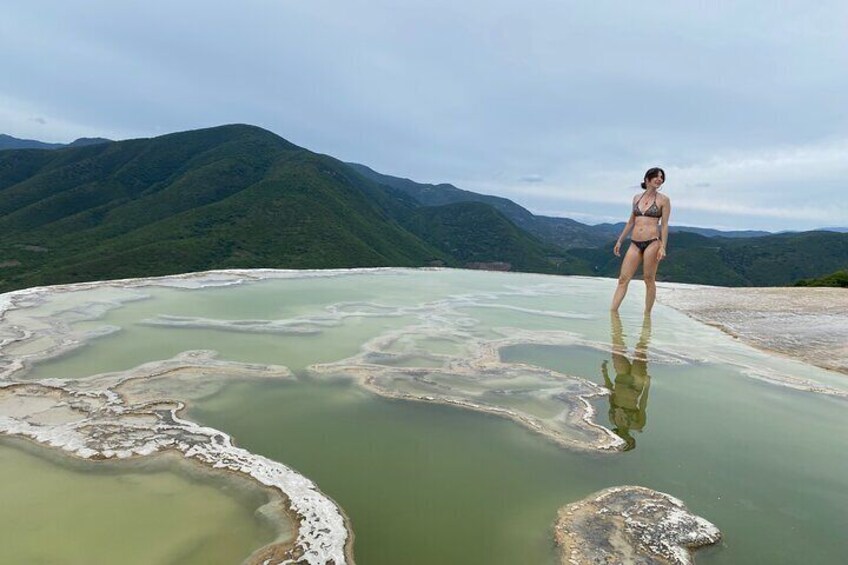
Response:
520,175,544,183
1,0,845,230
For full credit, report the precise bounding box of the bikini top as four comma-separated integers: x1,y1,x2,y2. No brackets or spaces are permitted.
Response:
633,192,662,218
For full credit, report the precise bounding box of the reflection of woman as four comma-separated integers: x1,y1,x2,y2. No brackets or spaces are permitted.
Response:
601,312,652,451
610,167,671,313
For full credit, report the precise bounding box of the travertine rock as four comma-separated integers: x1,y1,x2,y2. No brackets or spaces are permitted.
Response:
555,485,721,565
657,283,848,375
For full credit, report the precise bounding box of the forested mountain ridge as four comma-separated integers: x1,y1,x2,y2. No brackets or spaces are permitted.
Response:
0,124,567,292
348,162,611,249
567,230,848,286
0,125,445,290
1,124,846,291
401,201,584,273
0,134,112,151
350,162,848,286
347,163,802,244
795,270,848,288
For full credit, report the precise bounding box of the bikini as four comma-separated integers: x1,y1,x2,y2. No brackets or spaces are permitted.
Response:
631,193,662,253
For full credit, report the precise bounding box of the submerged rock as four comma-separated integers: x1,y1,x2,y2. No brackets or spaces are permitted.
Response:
554,485,721,564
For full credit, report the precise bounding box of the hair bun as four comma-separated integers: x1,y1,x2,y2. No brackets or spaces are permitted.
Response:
640,181,647,189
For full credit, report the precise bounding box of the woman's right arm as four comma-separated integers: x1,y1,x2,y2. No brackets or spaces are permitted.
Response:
614,213,635,257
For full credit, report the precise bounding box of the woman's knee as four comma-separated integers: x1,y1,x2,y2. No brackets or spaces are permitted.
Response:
618,274,632,286
643,273,656,285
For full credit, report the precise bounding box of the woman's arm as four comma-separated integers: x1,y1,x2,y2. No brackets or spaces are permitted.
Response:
613,212,635,257
601,360,613,389
658,197,671,261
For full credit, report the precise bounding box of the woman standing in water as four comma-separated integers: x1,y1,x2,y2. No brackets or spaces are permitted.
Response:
610,167,671,313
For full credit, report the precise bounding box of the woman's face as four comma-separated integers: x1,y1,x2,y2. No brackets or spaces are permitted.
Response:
645,172,664,189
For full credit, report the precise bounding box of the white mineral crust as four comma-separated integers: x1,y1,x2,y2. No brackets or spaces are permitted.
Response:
0,275,354,564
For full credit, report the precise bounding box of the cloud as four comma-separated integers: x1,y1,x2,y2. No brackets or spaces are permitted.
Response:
466,136,848,230
520,174,544,183
1,0,844,230
0,94,115,142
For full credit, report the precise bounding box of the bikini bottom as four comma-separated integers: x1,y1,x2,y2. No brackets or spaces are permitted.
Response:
630,238,660,253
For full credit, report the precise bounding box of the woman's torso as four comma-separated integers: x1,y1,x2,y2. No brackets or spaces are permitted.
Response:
631,191,663,241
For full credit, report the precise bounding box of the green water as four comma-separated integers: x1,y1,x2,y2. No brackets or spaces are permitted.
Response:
190,368,848,564
5,269,848,564
0,440,277,564
26,296,419,379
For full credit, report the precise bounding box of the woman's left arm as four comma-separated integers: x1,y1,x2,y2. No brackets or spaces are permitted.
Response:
658,197,671,261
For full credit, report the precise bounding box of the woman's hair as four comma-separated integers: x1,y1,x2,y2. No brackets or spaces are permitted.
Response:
640,167,666,189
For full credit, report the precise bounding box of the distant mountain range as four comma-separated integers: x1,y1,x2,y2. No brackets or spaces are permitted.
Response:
594,222,772,238
0,134,113,151
1,125,846,291
347,163,798,242
348,162,614,249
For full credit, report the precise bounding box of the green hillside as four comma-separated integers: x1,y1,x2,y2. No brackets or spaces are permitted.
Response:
401,201,585,273
0,125,449,291
2,124,846,291
347,163,784,248
348,162,610,248
717,232,848,286
564,231,848,286
795,270,848,288
0,134,110,151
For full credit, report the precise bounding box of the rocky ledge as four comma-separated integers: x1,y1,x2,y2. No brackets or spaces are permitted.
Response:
657,283,848,375
554,485,721,565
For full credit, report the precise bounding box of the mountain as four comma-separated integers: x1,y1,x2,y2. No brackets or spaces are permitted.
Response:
1,124,846,291
795,270,848,288
593,222,772,239
564,230,848,286
348,163,612,248
668,226,773,238
401,201,586,273
349,163,787,245
0,134,112,151
0,125,454,291
0,134,65,151
67,137,113,148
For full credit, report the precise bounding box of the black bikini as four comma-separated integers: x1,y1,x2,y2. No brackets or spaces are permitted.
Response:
631,193,662,253
631,238,659,253
633,193,662,218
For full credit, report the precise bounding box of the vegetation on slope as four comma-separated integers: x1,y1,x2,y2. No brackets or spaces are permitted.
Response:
401,201,587,273
2,124,846,291
795,270,848,288
0,125,446,291
563,231,848,286
348,162,611,248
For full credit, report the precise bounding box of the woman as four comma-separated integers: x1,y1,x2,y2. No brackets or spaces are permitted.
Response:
610,167,671,313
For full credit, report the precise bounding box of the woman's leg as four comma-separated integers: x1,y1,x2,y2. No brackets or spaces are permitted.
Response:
611,244,642,311
641,241,663,313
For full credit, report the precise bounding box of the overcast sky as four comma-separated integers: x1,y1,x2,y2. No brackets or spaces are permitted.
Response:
2,1,846,230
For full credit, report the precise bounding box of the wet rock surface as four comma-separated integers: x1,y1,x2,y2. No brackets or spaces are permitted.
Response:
555,485,721,565
657,284,848,375
0,271,355,565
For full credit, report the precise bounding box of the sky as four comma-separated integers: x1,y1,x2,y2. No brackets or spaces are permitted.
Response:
2,0,846,231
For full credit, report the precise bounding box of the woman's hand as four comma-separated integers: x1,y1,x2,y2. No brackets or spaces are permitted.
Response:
613,241,622,257
657,246,667,261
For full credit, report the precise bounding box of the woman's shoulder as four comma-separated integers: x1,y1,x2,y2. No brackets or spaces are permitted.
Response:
658,192,671,204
